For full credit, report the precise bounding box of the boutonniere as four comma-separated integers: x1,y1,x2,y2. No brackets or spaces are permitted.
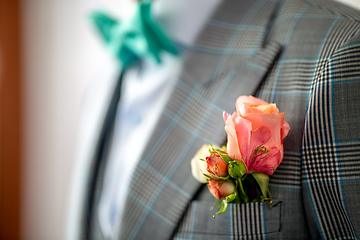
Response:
191,95,290,216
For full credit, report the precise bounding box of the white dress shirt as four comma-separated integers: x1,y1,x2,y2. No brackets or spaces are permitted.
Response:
98,53,182,238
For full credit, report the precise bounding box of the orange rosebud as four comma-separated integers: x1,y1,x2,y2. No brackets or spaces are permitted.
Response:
207,179,235,200
206,153,228,178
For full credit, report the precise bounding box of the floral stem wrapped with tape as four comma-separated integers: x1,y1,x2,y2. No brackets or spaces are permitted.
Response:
191,96,290,217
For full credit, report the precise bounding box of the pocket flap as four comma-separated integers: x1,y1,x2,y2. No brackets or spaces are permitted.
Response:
175,200,282,239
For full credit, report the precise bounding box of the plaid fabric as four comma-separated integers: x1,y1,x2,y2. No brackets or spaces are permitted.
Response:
174,200,283,240
302,27,360,239
114,1,282,239
86,0,360,239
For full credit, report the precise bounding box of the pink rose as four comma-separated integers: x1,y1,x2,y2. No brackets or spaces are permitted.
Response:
206,153,228,178
223,95,290,175
207,179,235,200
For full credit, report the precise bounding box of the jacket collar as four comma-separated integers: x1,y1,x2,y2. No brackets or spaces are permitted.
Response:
308,0,360,21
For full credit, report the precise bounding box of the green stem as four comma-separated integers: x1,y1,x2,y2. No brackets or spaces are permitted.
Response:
237,179,249,203
234,188,242,204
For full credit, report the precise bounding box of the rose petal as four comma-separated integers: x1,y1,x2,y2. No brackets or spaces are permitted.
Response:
223,111,230,122
282,121,290,139
238,103,263,117
251,146,281,175
207,180,222,199
251,126,271,151
256,103,279,114
236,95,268,110
224,112,242,160
219,180,236,197
243,112,283,150
234,116,252,162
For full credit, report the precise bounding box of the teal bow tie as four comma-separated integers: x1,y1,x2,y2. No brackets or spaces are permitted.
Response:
90,1,178,68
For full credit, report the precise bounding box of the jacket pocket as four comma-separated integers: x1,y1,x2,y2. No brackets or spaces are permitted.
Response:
174,200,282,240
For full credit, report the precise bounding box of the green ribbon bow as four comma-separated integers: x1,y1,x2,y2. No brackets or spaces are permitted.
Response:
90,1,178,68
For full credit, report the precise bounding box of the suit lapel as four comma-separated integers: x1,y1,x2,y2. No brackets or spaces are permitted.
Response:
117,1,281,239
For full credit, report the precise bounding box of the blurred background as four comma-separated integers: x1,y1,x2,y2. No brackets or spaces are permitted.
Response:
0,0,134,239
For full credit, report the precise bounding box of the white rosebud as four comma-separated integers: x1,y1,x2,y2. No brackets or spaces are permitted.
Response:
190,144,212,183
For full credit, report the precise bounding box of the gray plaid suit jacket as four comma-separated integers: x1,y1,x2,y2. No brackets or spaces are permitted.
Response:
87,0,360,239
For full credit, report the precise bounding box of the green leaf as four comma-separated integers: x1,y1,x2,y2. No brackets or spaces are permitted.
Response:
228,161,247,178
209,143,227,155
209,143,226,154
210,143,215,152
215,147,227,154
210,199,220,211
216,148,227,154
213,200,228,217
220,154,232,165
201,171,229,180
218,176,229,180
251,172,269,198
225,192,237,202
201,172,218,180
